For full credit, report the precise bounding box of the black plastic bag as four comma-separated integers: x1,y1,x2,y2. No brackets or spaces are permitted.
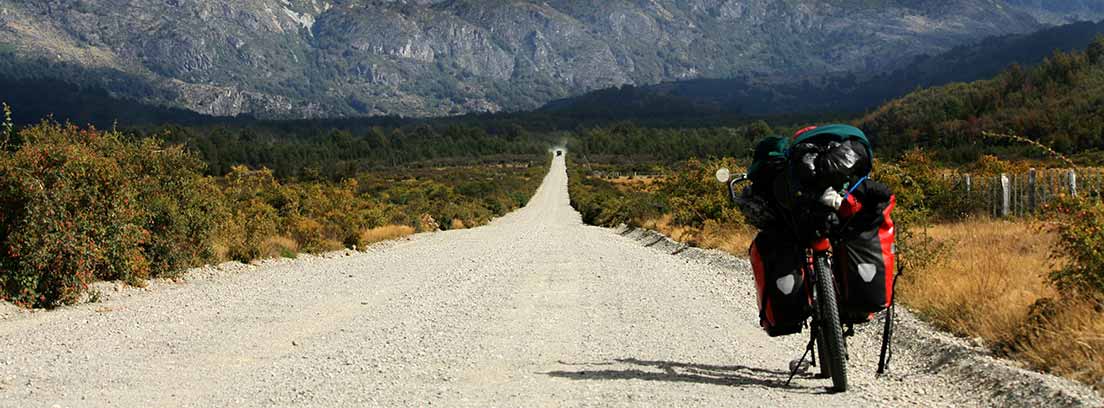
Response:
790,139,872,193
817,140,872,189
789,142,820,187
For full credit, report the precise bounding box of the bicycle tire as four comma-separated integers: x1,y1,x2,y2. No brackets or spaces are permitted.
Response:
814,254,848,392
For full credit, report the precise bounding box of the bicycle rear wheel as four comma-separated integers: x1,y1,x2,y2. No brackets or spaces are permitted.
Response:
814,254,848,392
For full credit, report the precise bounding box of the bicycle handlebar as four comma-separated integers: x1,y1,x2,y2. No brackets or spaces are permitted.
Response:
726,174,750,204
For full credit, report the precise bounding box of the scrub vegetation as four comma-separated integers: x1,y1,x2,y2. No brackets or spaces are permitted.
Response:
0,120,545,308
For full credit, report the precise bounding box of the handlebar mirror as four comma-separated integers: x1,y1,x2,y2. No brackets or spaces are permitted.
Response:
715,168,731,183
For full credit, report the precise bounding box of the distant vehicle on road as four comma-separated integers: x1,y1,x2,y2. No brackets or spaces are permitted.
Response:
555,150,563,157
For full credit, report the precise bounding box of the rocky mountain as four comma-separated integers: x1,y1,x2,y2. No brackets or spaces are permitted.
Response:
0,0,1098,119
1005,0,1104,24
542,19,1104,120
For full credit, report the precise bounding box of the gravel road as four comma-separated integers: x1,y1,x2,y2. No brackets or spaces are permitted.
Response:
1,155,1100,407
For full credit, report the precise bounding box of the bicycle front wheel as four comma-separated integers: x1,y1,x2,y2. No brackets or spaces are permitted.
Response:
814,254,848,392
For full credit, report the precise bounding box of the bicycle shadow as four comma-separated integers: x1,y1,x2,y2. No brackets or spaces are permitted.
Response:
543,358,827,393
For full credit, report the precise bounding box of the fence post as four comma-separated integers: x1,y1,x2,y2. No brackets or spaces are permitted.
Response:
993,176,1002,218
1013,173,1019,216
1050,171,1056,204
1000,173,1011,218
1028,168,1037,213
965,174,972,194
1050,171,1057,204
993,176,999,217
1069,169,1078,197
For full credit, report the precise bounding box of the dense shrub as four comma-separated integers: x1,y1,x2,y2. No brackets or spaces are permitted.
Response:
365,165,544,230
659,158,744,228
126,139,224,277
286,179,385,250
219,167,282,262
568,168,663,226
0,124,149,306
567,158,743,229
876,149,993,224
1047,197,1104,296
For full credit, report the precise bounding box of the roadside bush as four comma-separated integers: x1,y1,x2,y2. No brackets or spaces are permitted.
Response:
877,150,966,273
286,216,329,253
877,149,982,224
1046,197,1104,296
0,122,546,307
659,158,744,228
125,139,223,277
290,179,384,249
219,166,282,262
568,168,662,226
0,124,148,306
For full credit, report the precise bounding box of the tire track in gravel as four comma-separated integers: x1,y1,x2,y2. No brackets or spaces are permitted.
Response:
0,155,1099,407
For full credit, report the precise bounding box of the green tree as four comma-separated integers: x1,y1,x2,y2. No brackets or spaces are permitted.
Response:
1,103,12,151
1088,35,1104,65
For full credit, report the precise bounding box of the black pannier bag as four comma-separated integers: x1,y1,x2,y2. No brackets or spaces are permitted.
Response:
750,230,812,337
832,182,896,323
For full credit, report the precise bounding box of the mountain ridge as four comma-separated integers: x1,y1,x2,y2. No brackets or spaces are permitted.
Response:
540,19,1104,120
0,0,1100,118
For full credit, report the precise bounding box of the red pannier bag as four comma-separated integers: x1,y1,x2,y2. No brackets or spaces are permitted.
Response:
833,191,896,323
750,230,812,337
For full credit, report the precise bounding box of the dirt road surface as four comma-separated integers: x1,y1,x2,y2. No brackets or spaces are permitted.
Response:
1,156,1099,407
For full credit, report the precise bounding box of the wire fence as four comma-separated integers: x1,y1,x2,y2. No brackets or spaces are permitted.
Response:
590,171,664,179
950,168,1104,218
587,167,1104,218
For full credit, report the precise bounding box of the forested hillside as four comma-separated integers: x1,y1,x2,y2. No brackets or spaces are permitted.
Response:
860,36,1104,163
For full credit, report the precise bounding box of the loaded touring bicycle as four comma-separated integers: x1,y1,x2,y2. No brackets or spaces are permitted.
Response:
715,124,901,392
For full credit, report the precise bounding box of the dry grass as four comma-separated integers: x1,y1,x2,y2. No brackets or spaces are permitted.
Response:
641,214,697,242
450,218,467,230
605,176,665,192
642,214,756,255
211,243,231,263
260,236,300,259
900,220,1057,344
1007,297,1104,391
317,239,346,253
699,220,757,255
360,225,416,245
901,219,1103,391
